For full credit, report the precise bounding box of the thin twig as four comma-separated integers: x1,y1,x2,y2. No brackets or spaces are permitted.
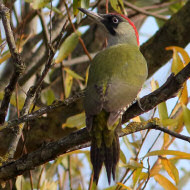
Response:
68,155,72,190
141,158,150,190
124,1,168,20
122,169,135,186
115,168,130,190
63,0,92,61
142,0,182,10
37,10,49,47
49,0,52,44
88,172,94,190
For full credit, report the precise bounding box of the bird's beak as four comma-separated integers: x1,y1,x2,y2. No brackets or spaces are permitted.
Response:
78,8,104,23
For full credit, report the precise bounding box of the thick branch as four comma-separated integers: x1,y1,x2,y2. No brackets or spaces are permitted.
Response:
122,62,190,122
141,0,190,77
2,62,190,131
0,120,190,181
0,62,189,181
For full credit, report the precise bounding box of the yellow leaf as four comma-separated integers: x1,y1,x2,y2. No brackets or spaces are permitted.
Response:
163,133,170,148
145,150,190,157
158,101,168,121
120,149,127,164
139,164,162,181
64,72,73,98
0,51,11,64
55,31,81,63
64,67,84,81
151,79,158,91
179,83,188,105
139,172,148,181
182,105,190,134
62,112,85,128
161,118,178,128
85,65,90,85
166,46,190,65
133,168,142,187
132,116,141,122
166,47,189,103
154,174,177,190
169,155,190,160
123,160,143,169
16,176,25,190
161,157,179,184
166,47,184,74
150,162,162,177
116,183,132,190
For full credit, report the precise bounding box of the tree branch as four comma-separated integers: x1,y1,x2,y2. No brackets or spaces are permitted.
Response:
141,0,190,77
4,21,68,159
0,3,25,124
1,62,190,131
0,61,189,180
124,1,168,20
0,119,190,181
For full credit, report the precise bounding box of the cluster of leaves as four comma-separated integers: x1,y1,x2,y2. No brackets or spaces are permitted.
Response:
0,0,189,190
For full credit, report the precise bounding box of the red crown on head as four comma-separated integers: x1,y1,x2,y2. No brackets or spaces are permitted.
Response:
110,13,140,46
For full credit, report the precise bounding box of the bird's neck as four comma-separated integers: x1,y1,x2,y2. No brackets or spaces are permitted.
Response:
107,33,139,47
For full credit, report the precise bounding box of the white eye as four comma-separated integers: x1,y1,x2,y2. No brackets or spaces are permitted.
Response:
112,17,119,23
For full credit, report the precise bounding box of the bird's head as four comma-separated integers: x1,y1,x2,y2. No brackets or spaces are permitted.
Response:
78,8,139,47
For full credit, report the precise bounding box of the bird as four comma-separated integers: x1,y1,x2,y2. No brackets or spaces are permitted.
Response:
78,8,148,185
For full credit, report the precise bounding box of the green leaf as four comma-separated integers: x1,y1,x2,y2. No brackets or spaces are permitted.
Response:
42,89,55,105
73,0,82,15
151,79,168,120
120,149,127,164
81,0,89,9
166,46,184,74
62,112,85,128
55,31,81,63
110,0,125,14
64,67,84,81
29,0,50,9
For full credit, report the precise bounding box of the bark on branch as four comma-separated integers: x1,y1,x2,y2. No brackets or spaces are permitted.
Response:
141,0,190,77
0,62,189,181
0,3,25,124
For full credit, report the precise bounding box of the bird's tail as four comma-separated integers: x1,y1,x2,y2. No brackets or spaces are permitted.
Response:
90,111,120,184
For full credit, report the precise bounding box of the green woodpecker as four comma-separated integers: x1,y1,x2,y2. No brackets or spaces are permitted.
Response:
79,8,148,184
